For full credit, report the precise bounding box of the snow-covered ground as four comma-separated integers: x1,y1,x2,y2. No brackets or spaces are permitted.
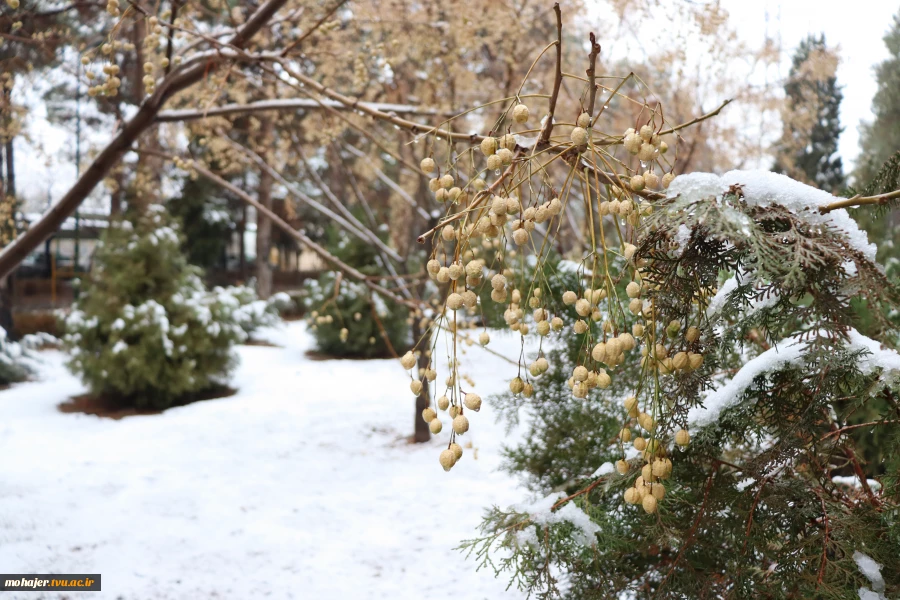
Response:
0,321,529,599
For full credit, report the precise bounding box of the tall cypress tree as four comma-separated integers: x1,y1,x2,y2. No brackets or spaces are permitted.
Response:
856,11,900,185
773,34,845,192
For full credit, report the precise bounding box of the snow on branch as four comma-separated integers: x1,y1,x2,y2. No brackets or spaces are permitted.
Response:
688,329,900,428
667,170,877,260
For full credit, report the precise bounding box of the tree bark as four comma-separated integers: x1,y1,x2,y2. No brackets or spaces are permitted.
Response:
255,120,274,299
412,317,430,443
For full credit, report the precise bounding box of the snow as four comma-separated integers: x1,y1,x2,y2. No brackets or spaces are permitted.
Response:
513,492,601,548
591,461,616,478
706,271,780,319
832,475,883,491
667,170,876,260
853,551,886,599
689,329,900,428
0,321,529,600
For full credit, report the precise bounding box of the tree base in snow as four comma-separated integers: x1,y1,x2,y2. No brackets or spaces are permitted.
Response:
58,385,237,419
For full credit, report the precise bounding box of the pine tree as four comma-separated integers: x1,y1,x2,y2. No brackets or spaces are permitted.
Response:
773,34,845,192
856,11,900,185
63,207,258,409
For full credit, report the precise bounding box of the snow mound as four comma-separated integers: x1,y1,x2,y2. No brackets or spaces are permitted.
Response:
667,170,876,260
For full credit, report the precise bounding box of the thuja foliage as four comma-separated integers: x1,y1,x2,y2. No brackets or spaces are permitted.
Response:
393,17,899,599
63,207,271,409
303,228,409,358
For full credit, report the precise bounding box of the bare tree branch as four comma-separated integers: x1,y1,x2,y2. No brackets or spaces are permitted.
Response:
155,98,451,122
0,0,290,280
189,160,418,309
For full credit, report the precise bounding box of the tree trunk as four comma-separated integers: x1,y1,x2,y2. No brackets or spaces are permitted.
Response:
412,317,430,443
255,120,274,298
1,132,15,336
238,203,247,279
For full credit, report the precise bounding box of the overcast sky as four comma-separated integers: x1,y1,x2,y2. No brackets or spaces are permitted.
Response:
719,0,898,171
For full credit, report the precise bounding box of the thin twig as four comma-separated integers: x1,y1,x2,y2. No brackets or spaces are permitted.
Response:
584,32,601,122
819,188,900,214
538,3,563,146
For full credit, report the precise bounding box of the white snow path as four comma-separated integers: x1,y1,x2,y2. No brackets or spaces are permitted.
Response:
0,321,528,599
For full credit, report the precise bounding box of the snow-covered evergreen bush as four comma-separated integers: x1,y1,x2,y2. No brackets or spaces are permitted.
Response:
0,328,55,385
63,207,250,408
302,226,408,358
209,284,287,338
302,273,408,358
445,171,900,599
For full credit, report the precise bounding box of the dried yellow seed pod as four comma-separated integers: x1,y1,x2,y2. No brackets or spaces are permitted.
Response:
675,429,690,446
662,172,675,189
624,396,638,413
410,380,423,395
570,126,588,146
479,332,490,346
642,463,653,481
439,448,456,471
620,428,632,442
658,141,669,154
452,414,470,434
685,326,701,343
449,405,460,418
633,436,647,451
623,243,638,260
629,298,643,315
401,351,417,369
616,459,630,475
574,320,588,334
487,154,502,171
638,142,657,162
551,317,564,331
446,293,464,311
481,136,497,156
512,228,529,246
523,382,534,397
440,174,454,189
464,392,482,411
643,171,659,189
626,281,641,298
510,377,525,394
577,112,591,128
422,407,437,422
497,147,514,166
642,494,658,514
429,418,443,434
450,442,463,461
537,321,551,336
638,412,656,432
420,157,436,173
512,103,529,123
437,395,450,411
575,298,591,317
597,371,612,388
624,487,640,504
630,175,645,192
562,290,577,305
689,352,704,370
639,125,654,141
633,323,644,337
573,365,589,382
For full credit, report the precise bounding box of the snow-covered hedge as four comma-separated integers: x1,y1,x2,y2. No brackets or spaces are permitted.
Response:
0,328,56,385
63,206,275,408
302,272,409,358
